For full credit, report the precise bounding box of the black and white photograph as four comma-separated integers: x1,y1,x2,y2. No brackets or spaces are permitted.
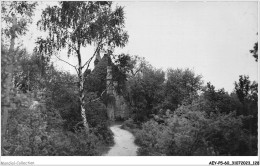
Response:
1,0,258,165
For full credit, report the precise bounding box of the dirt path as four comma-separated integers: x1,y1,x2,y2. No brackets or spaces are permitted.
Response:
104,124,139,156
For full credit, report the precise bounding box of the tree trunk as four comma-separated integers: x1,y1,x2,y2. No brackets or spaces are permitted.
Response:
77,49,89,133
2,15,17,146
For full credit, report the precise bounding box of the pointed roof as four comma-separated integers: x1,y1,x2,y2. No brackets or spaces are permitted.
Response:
94,49,102,66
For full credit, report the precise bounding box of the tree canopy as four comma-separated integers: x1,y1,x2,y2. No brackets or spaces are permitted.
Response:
36,1,128,61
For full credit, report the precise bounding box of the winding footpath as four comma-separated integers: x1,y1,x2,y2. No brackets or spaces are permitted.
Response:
104,124,139,156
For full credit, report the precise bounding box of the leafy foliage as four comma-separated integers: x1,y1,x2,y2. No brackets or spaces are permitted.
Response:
202,82,240,114
125,62,257,156
235,75,258,135
1,1,39,156
135,97,255,156
2,53,114,156
36,1,128,56
125,63,165,122
163,68,203,111
13,52,50,92
85,97,114,145
1,1,37,38
250,42,258,62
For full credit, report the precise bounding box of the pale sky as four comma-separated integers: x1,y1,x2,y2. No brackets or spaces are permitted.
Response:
21,1,258,93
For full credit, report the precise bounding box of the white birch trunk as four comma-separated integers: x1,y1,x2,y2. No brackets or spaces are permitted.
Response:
77,49,89,133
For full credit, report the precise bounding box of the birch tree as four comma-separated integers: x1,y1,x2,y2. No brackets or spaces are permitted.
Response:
36,1,128,133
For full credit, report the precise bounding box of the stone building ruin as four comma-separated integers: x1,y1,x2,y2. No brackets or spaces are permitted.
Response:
91,52,129,121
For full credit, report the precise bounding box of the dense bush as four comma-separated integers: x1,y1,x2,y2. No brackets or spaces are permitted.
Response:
2,92,47,156
121,118,139,130
124,59,257,156
135,97,256,156
124,66,204,123
134,120,168,156
202,82,241,115
162,68,203,111
47,129,99,156
1,45,113,156
1,90,102,156
84,94,114,146
125,65,165,122
44,71,114,150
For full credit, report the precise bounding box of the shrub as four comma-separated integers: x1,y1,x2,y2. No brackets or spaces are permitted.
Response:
135,98,254,156
121,118,138,130
135,120,169,155
84,94,114,146
2,91,49,156
48,129,99,156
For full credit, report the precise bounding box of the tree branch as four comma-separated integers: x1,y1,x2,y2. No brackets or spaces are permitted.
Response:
82,40,104,70
85,89,106,104
128,66,144,79
53,54,78,73
85,81,113,104
65,40,77,52
133,67,143,77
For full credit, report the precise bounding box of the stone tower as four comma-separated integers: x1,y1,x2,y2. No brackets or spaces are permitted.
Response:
91,53,129,121
106,62,129,120
94,49,101,67
106,64,115,120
